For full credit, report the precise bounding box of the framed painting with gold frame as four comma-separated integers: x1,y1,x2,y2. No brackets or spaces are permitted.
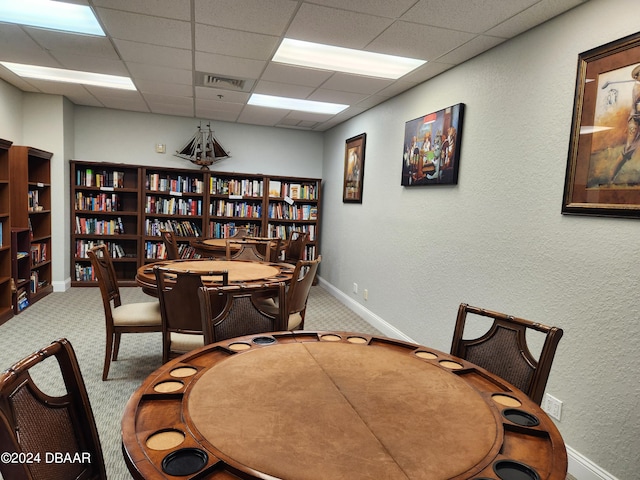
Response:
343,133,366,203
563,32,640,218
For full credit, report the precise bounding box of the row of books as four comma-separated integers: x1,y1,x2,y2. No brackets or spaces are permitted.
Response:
145,196,203,216
267,224,316,241
208,222,261,239
75,216,125,235
210,200,262,218
143,241,204,260
75,264,96,282
30,242,47,265
30,270,48,293
268,181,317,200
76,240,127,259
75,192,121,212
28,189,42,210
144,219,203,237
210,177,263,197
77,169,126,188
146,173,204,194
268,203,317,221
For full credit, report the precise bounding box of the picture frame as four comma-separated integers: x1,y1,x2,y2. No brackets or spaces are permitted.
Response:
343,133,366,203
401,103,464,186
563,32,640,218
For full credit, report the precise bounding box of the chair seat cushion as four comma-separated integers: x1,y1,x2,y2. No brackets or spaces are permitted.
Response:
113,301,162,326
254,298,302,330
170,332,204,353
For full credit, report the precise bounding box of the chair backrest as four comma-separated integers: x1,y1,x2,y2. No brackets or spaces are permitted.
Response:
87,244,121,321
230,225,257,238
0,338,106,480
198,283,287,344
248,236,283,262
450,304,563,405
284,230,309,263
160,230,180,260
226,239,272,261
155,267,228,362
287,256,321,315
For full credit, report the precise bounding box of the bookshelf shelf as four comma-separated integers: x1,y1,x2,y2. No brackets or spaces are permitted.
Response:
71,160,322,284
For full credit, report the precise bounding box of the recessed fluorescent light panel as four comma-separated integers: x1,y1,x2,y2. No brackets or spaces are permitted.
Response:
273,39,426,80
0,62,136,90
248,93,348,115
0,0,104,36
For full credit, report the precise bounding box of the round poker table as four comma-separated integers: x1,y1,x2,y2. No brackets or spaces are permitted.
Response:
121,331,567,480
190,238,235,257
135,258,295,296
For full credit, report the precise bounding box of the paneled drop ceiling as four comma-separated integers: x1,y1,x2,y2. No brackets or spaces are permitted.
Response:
0,0,587,131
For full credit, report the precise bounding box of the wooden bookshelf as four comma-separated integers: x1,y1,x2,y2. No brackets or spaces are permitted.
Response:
11,228,30,313
0,139,13,324
71,161,141,286
9,146,53,309
70,160,322,285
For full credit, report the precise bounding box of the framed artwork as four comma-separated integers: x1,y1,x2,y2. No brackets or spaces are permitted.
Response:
563,32,640,218
401,103,464,186
343,133,366,203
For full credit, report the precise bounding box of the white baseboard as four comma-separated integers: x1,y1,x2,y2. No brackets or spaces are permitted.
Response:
53,278,71,292
316,277,619,480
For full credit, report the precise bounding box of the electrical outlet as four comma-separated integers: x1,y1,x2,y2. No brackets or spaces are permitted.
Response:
363,289,368,300
542,393,563,421
353,283,358,294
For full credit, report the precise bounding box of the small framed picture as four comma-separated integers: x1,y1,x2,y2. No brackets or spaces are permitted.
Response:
563,32,640,218
401,103,464,186
343,133,366,203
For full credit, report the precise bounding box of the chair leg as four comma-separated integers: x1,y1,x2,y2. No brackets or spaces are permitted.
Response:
103,333,113,381
112,332,121,361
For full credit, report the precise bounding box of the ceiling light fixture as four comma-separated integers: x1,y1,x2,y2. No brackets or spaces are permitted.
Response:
0,0,105,36
0,62,136,90
248,93,348,115
273,39,426,80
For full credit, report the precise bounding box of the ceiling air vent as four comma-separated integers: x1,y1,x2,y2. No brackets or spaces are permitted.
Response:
197,72,255,92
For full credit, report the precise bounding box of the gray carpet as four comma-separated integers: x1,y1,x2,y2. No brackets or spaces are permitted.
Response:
0,285,381,479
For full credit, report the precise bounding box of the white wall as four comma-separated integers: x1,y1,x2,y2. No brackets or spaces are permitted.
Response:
321,0,639,478
0,81,23,142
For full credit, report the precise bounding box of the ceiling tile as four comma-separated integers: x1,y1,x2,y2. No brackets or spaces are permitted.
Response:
195,24,279,60
195,86,250,103
367,21,475,60
0,25,59,66
402,0,540,34
237,105,289,126
150,104,194,116
253,80,315,99
307,89,369,105
137,80,194,97
126,63,193,85
437,35,506,65
195,52,266,79
195,0,298,35
285,3,394,49
113,40,192,70
308,0,419,18
48,52,129,76
92,0,192,20
96,8,191,49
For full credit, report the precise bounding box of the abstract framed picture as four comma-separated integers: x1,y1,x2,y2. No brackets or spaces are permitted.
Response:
401,103,464,186
343,133,366,203
563,32,640,218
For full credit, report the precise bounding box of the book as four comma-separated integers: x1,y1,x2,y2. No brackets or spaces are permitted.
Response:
268,180,281,197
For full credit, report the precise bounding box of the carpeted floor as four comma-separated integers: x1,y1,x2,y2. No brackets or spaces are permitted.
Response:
0,286,382,479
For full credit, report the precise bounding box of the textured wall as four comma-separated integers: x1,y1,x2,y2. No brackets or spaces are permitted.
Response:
321,0,640,477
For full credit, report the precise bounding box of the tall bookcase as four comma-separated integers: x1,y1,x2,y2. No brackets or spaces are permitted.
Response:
9,146,53,310
72,161,141,286
70,160,322,286
0,139,13,324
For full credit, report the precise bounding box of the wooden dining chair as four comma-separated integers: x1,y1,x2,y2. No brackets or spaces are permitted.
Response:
155,266,228,363
255,256,321,330
450,303,563,405
198,282,287,344
88,244,162,381
251,236,283,262
283,230,309,263
0,338,106,480
160,229,180,259
225,238,273,262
